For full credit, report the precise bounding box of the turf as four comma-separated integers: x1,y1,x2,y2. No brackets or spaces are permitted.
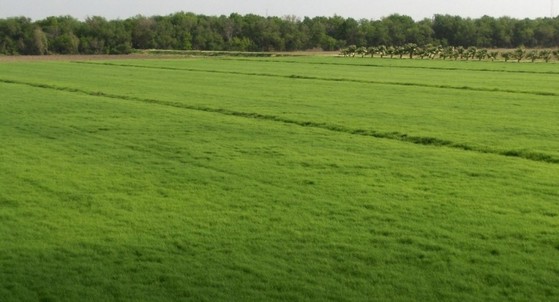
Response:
1,57,558,301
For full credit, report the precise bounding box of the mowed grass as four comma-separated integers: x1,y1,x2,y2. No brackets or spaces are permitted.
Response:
1,57,559,301
2,58,559,160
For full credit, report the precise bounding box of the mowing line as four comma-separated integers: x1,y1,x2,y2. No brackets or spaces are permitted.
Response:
1,78,557,165
71,61,559,98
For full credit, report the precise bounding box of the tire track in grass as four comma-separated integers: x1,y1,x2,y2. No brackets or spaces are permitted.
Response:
71,61,559,98
219,57,559,76
1,78,558,165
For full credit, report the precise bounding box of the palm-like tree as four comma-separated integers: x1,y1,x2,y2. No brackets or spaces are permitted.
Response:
356,46,367,58
513,47,526,62
404,43,418,59
526,50,539,62
396,46,406,59
417,47,429,59
439,47,451,60
429,45,443,59
475,49,488,61
367,46,378,58
466,46,477,60
488,51,499,61
377,45,387,58
386,46,396,58
540,50,552,62
502,51,513,62
456,46,465,60
347,45,357,57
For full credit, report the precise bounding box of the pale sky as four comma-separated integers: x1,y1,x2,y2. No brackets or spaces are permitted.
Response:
0,0,557,21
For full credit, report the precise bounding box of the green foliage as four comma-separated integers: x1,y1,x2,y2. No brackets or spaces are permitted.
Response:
376,45,387,58
456,46,465,59
346,44,357,57
404,43,418,59
52,32,80,54
2,13,559,55
356,46,367,57
539,50,552,62
527,50,540,62
501,51,513,62
465,46,477,60
475,48,487,61
488,51,499,61
228,37,253,51
31,27,48,55
513,47,526,62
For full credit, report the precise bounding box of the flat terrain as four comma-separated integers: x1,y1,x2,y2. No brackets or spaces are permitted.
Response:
1,56,558,301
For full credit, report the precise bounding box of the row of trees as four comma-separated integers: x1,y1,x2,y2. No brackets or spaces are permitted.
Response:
2,12,559,55
342,44,559,62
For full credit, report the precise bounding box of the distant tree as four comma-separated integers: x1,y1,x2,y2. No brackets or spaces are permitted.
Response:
356,46,367,57
396,46,406,58
0,17,35,54
107,20,132,54
513,47,526,62
38,16,81,54
153,18,178,49
427,45,442,59
131,16,156,49
417,47,429,59
501,51,513,62
31,27,48,54
53,33,79,54
404,43,418,59
539,50,552,62
376,45,387,58
466,46,477,60
475,48,487,61
386,46,395,58
382,14,416,46
440,46,453,60
526,50,539,62
452,48,461,60
367,46,377,57
229,37,252,51
456,46,465,59
488,51,499,61
347,44,357,57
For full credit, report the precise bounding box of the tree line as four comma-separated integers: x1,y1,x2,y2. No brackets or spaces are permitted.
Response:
1,12,559,55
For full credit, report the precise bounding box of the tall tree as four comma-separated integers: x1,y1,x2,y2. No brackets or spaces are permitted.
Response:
31,27,48,54
131,16,156,49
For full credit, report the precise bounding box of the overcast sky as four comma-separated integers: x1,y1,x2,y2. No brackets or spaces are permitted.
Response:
0,0,557,21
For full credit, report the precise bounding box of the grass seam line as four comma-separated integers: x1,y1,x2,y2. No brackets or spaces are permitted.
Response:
1,77,558,165
71,61,559,98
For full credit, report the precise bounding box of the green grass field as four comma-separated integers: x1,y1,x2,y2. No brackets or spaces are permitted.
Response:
1,56,558,301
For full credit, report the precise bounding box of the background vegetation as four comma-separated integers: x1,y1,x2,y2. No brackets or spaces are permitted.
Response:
2,12,559,55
